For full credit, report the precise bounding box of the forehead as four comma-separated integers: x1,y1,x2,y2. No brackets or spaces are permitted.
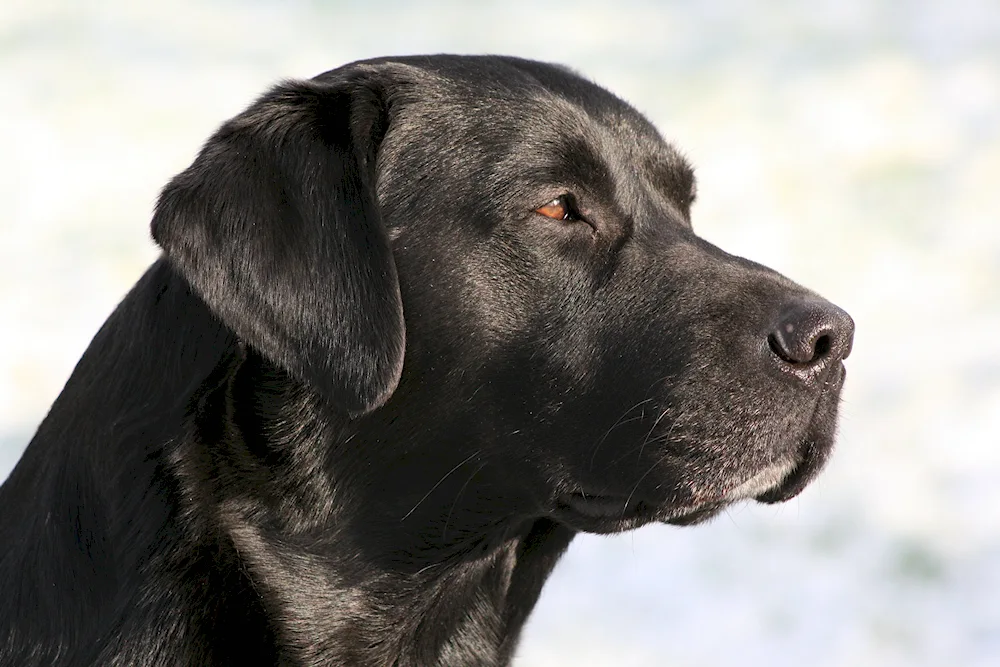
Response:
378,56,694,213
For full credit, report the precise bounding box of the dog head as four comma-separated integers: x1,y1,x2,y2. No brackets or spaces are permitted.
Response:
153,55,854,538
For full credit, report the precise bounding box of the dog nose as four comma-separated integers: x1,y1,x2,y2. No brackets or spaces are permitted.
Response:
768,299,854,372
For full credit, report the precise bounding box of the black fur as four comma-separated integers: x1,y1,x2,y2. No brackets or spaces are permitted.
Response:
0,55,854,666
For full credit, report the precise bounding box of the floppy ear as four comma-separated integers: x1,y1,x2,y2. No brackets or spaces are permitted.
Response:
151,75,403,417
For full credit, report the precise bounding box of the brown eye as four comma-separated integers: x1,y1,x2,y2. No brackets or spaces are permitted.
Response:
536,196,571,221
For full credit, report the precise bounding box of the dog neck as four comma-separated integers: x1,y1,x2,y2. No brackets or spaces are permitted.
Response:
169,348,576,666
217,509,572,666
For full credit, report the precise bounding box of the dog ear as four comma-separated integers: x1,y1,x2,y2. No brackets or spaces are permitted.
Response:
151,74,403,417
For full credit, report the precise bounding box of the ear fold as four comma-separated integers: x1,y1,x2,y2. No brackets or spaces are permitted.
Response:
151,74,403,417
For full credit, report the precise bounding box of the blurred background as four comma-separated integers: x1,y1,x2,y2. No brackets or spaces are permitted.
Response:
2,1,998,665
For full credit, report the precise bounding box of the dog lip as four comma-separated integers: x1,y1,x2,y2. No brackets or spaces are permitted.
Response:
754,446,819,504
724,459,798,502
755,367,845,504
557,492,636,519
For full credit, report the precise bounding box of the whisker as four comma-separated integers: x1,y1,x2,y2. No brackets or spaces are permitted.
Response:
604,405,688,469
589,397,654,469
442,462,487,541
621,447,679,521
636,405,672,461
400,451,480,521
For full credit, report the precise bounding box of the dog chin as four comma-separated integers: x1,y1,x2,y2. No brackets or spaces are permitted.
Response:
551,494,659,534
552,493,731,534
661,502,728,526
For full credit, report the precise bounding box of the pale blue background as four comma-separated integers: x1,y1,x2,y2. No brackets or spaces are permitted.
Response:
2,1,999,665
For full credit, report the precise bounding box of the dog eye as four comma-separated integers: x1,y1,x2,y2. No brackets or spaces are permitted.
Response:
535,195,579,222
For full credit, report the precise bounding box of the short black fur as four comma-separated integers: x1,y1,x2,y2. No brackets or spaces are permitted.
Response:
1,55,854,666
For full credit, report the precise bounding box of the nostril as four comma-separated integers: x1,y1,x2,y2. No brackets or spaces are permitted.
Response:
813,334,831,360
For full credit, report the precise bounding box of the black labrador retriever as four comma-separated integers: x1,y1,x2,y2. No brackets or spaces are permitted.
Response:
0,55,854,666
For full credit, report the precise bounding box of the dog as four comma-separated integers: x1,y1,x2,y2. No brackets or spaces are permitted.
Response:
0,55,854,666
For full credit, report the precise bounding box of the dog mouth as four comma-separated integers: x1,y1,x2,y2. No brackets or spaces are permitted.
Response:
553,364,846,534
551,360,847,534
552,446,812,533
